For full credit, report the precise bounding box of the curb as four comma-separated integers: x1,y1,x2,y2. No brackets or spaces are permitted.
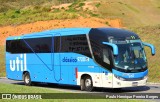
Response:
147,82,160,86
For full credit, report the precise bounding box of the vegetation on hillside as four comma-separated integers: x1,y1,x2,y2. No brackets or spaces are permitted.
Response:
1,0,159,27
0,0,81,26
0,46,5,77
0,0,79,26
96,0,160,27
0,0,83,12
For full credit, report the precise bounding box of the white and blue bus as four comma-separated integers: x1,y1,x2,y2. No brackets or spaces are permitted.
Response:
6,28,155,91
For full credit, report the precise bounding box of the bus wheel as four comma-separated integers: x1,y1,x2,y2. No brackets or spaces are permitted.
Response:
23,72,32,86
80,78,85,91
84,76,93,91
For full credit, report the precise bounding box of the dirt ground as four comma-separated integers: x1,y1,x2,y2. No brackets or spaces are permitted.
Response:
0,17,122,45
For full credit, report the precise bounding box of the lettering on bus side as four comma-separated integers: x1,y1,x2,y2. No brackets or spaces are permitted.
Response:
10,54,27,71
62,57,89,62
77,57,89,62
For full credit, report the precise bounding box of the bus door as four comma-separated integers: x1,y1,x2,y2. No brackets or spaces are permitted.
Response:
53,33,62,82
99,47,113,88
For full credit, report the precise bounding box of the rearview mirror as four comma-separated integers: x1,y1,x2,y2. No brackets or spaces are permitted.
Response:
102,42,118,55
143,42,155,56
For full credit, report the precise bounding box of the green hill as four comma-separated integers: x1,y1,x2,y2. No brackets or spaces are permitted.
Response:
0,0,160,27
96,0,160,27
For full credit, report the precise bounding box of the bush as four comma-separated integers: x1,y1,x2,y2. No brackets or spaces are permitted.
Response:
15,10,21,14
0,6,8,12
95,3,101,8
78,3,85,7
34,5,41,10
11,15,16,19
42,7,51,12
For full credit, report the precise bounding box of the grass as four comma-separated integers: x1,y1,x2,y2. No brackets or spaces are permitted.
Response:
0,83,141,102
95,3,101,8
0,0,99,26
0,0,85,26
123,4,139,13
78,3,85,7
0,0,79,13
0,83,59,93
0,46,5,77
0,7,79,26
0,0,160,27
97,0,160,27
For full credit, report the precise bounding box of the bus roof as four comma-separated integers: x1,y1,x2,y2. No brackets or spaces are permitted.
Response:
6,28,91,40
6,27,139,40
93,28,139,39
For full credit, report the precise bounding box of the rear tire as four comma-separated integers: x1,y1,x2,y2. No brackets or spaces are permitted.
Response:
84,76,93,91
23,72,32,86
80,76,93,91
80,78,85,91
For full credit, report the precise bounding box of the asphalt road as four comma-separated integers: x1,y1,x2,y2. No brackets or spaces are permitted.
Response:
0,77,160,101
0,77,160,93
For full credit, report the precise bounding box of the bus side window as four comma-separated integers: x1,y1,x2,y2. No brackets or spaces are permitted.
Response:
6,40,31,53
54,36,61,52
6,41,12,53
25,37,52,53
60,34,91,58
103,48,110,64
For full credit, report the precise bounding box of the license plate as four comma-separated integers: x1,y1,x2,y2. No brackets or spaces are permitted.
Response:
132,82,138,86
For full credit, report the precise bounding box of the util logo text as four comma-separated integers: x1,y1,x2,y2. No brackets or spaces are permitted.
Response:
10,54,27,71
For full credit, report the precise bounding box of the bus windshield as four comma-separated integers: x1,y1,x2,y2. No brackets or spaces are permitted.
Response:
113,40,147,70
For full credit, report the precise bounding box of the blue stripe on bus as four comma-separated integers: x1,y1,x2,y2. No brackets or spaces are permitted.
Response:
112,69,148,78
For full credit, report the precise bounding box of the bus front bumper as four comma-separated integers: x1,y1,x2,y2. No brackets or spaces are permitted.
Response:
112,75,148,88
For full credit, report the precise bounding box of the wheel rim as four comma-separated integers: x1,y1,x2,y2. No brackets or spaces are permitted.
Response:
85,78,91,87
25,75,30,84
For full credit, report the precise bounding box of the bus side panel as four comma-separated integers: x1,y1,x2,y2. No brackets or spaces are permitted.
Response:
6,53,54,82
6,52,114,88
6,64,23,80
6,53,24,80
67,66,77,85
26,53,55,83
99,68,113,88
26,65,54,83
60,66,75,85
60,53,103,86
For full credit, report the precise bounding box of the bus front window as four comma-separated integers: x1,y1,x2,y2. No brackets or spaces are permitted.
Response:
114,40,147,71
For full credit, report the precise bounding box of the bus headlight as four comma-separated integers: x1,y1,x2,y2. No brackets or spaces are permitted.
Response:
114,75,125,81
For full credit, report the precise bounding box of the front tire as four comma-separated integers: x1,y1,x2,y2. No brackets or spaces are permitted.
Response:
23,72,32,86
